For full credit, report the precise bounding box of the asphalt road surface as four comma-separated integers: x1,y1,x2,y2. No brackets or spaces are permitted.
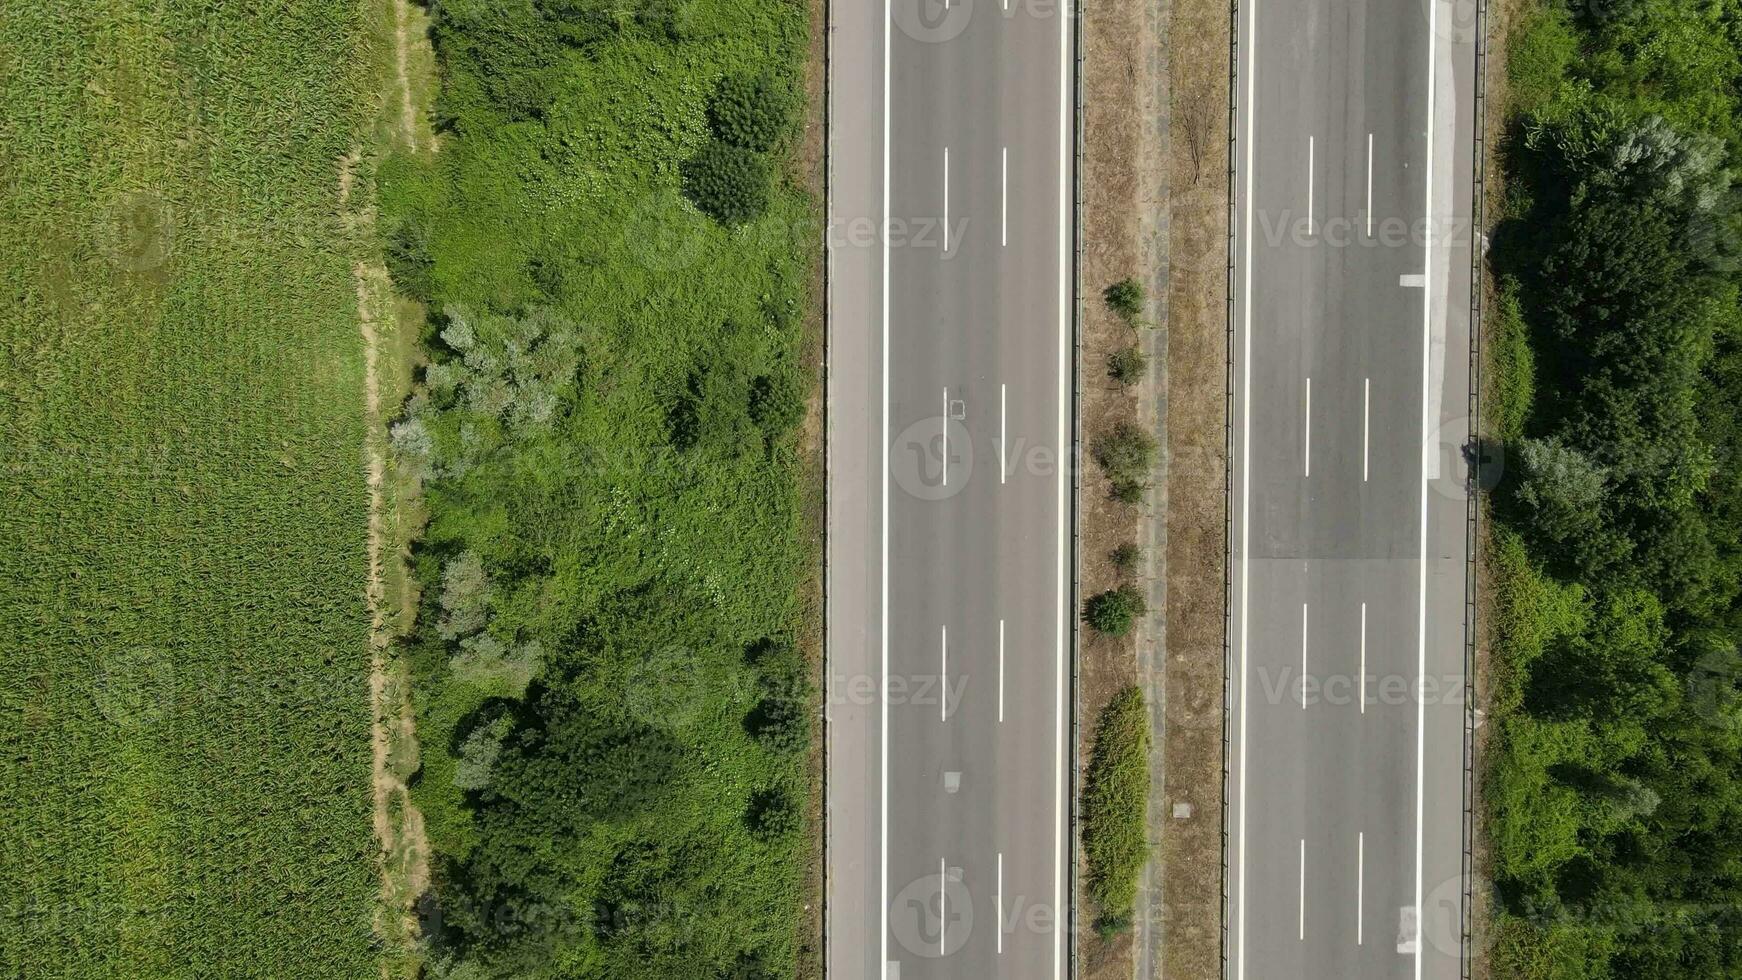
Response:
827,1,1074,978
1226,0,1478,978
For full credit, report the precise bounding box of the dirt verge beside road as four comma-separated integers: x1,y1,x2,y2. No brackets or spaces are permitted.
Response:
1157,0,1231,973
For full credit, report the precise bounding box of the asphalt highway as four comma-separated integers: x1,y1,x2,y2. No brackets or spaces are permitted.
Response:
1226,0,1477,978
827,2,1074,978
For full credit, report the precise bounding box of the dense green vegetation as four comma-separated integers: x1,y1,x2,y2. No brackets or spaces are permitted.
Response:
379,1,816,977
0,4,385,976
1085,585,1147,637
1487,1,1742,975
1081,687,1151,934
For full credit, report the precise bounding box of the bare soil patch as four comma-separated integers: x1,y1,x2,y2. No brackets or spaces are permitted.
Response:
1155,0,1232,973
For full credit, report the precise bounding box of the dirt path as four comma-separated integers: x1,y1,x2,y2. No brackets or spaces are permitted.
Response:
342,6,438,971
393,0,420,151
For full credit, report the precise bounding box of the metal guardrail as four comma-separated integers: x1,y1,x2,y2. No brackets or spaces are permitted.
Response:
1460,0,1491,975
819,0,836,973
1221,0,1241,976
1068,1,1086,976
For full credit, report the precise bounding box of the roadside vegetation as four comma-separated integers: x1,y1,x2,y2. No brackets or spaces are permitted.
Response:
378,1,816,977
1486,1,1742,975
0,4,388,976
1081,686,1151,935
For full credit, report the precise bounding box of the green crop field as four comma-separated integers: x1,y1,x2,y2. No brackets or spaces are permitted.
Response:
0,4,388,977
377,1,820,976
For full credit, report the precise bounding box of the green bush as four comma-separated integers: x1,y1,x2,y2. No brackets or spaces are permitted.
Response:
749,369,806,435
682,141,774,225
1488,277,1534,443
709,72,796,152
1094,421,1157,499
1103,278,1144,324
1107,345,1147,385
1110,542,1143,572
746,786,802,840
1084,585,1146,636
1082,687,1150,928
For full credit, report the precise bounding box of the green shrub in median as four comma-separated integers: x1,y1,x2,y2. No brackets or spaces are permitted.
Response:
1094,420,1157,500
1082,686,1151,932
1111,542,1143,572
1104,277,1145,325
1107,345,1147,385
1085,584,1146,636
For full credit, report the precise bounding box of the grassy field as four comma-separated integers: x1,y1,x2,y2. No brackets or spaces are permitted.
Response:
0,4,389,976
378,1,819,976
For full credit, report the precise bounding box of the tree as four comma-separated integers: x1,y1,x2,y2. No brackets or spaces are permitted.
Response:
1507,437,1630,574
708,73,795,152
1103,278,1144,325
454,713,515,791
1111,542,1143,572
682,141,773,226
744,786,801,840
1085,585,1146,637
1107,346,1147,386
439,551,493,640
1094,421,1157,500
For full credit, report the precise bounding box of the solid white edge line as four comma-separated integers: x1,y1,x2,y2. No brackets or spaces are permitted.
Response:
1364,377,1371,482
1360,602,1367,715
1298,838,1306,941
1055,2,1069,976
880,0,890,972
1304,377,1311,477
1358,831,1366,946
1416,0,1437,976
1237,0,1258,973
1300,602,1308,709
